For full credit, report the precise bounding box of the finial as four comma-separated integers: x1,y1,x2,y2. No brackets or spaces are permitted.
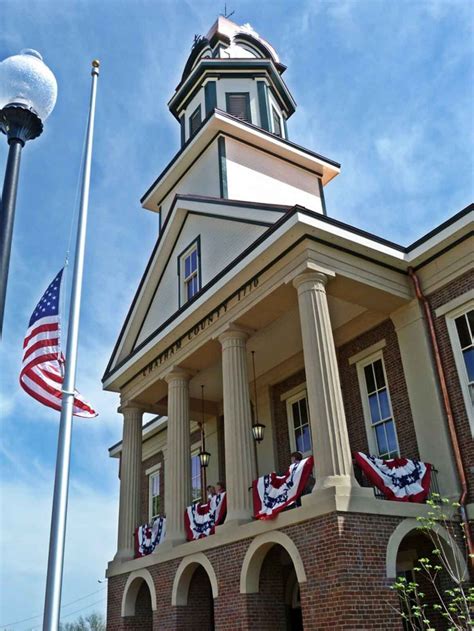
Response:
91,59,100,76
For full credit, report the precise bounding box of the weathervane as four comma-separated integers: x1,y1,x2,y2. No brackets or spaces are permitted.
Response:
221,3,235,19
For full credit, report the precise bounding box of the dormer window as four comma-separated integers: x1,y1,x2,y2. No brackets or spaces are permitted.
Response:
272,106,282,137
179,238,201,306
189,105,202,138
226,92,251,123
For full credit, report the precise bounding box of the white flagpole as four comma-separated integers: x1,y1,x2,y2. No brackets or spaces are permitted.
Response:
42,60,100,631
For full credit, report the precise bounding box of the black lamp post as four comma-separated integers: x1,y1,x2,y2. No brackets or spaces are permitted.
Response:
0,49,57,336
199,385,211,500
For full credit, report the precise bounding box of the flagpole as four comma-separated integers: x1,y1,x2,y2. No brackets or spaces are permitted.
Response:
42,60,100,631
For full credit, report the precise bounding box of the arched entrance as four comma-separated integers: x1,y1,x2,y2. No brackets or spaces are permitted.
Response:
387,519,469,631
121,569,156,631
172,553,217,630
241,532,307,631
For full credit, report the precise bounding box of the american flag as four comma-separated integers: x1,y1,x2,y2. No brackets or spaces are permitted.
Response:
19,269,97,418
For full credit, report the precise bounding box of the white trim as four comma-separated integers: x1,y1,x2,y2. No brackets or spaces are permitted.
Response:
355,349,400,458
285,388,312,457
121,569,157,616
348,339,386,365
444,299,474,435
145,462,161,476
435,289,474,317
280,381,307,402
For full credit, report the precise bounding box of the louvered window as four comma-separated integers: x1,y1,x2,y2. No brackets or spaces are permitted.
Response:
226,92,251,123
189,105,201,137
272,107,282,137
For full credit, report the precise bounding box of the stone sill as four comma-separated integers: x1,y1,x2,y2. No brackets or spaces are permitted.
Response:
106,485,448,578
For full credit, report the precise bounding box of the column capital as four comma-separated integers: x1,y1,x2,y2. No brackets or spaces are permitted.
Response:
164,366,191,384
218,325,250,344
118,401,146,415
292,271,330,291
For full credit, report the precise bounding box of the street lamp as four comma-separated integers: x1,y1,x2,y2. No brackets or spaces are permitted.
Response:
0,49,57,336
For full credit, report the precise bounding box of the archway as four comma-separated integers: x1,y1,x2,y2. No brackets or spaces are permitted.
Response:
241,532,307,631
172,553,217,630
387,519,469,631
121,569,156,631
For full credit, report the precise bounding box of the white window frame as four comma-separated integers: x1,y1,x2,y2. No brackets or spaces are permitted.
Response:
355,350,400,459
443,298,474,436
285,387,312,458
179,240,200,306
147,463,162,522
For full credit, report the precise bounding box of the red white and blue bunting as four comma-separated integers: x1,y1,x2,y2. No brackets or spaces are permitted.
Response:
253,456,314,520
134,517,166,557
354,452,432,502
184,492,227,540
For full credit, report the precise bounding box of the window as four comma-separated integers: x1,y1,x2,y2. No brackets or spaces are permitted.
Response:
179,239,200,305
189,105,201,137
191,452,202,503
286,390,312,456
272,106,282,137
357,353,399,459
453,309,474,406
148,468,162,521
225,92,251,123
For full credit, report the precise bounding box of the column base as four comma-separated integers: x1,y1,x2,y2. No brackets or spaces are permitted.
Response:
113,547,135,562
302,484,377,512
158,536,187,552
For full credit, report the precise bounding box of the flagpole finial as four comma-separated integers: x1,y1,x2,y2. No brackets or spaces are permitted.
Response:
91,59,100,76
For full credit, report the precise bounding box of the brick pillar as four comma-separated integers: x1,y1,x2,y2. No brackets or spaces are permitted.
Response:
115,404,143,560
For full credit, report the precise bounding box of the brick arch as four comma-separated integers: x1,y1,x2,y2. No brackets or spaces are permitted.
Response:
121,568,157,616
240,530,307,594
386,517,469,580
172,552,218,606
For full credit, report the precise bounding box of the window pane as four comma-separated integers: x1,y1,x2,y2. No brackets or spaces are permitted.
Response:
299,398,308,425
364,364,376,393
378,389,391,420
302,424,312,452
191,249,197,271
368,393,381,423
151,473,160,496
185,255,191,278
385,421,398,455
467,309,474,337
292,401,301,429
463,347,474,382
375,424,388,456
373,359,386,389
186,280,193,301
295,428,304,453
455,315,471,348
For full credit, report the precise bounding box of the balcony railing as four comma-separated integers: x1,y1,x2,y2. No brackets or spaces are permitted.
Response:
353,462,441,503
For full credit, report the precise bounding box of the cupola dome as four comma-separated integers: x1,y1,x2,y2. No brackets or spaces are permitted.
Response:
169,16,296,145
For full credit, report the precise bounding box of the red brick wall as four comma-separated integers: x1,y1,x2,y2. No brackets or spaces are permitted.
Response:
107,511,407,630
427,270,474,502
270,369,306,472
337,319,420,460
176,565,214,630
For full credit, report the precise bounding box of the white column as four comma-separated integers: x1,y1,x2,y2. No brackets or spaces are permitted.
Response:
219,328,255,524
115,404,143,561
163,368,191,547
293,272,356,491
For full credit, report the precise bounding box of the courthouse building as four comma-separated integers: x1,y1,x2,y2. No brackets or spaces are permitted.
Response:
103,16,473,630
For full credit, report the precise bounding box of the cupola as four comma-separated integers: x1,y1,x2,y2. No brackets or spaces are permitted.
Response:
169,16,296,145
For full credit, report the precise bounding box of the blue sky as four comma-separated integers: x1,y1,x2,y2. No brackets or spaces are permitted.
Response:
0,0,472,628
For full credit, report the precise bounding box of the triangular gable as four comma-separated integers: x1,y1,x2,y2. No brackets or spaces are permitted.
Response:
103,196,288,382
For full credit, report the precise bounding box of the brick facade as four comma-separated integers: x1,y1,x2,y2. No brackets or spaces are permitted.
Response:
107,512,410,631
337,319,419,461
427,270,474,503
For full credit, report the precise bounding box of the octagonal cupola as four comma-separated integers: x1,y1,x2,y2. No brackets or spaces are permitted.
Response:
169,16,296,145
